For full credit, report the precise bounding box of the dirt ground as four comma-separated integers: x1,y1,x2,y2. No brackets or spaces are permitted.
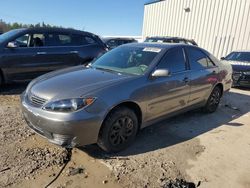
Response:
0,83,250,188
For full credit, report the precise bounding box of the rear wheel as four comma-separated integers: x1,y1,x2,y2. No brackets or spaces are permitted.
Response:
97,107,138,153
204,86,222,113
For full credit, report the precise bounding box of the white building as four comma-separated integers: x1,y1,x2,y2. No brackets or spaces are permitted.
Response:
142,0,250,58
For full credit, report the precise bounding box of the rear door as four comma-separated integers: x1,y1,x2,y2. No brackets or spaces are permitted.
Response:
185,47,219,105
76,35,107,65
146,47,191,120
42,32,80,71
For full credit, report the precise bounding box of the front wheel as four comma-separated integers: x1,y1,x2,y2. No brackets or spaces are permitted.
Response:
97,107,138,153
204,86,222,113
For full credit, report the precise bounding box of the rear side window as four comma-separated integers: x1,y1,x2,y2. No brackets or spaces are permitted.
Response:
46,33,97,46
58,34,71,45
71,35,97,46
84,36,97,44
46,33,71,46
186,48,215,70
31,34,45,47
157,47,186,73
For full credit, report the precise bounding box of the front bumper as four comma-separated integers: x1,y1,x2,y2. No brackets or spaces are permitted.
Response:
232,71,250,87
21,94,103,148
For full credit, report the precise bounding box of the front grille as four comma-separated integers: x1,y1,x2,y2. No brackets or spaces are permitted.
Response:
232,71,250,81
28,93,47,107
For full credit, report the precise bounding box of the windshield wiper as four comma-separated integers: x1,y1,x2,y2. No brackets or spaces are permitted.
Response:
94,67,119,73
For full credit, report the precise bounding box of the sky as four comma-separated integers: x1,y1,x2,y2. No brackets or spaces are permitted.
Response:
0,0,149,36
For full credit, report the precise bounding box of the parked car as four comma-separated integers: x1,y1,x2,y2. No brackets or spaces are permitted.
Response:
102,37,137,49
21,43,232,152
221,51,250,87
145,36,198,46
0,28,107,86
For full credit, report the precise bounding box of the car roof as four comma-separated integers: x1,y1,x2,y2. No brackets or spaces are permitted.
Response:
230,50,250,53
102,37,135,41
146,36,189,40
15,27,95,36
123,42,192,49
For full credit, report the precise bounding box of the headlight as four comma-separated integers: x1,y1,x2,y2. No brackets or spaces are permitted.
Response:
43,98,96,112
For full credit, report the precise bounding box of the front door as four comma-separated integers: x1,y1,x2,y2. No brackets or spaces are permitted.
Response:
2,32,79,81
146,47,191,121
42,32,80,71
2,33,44,81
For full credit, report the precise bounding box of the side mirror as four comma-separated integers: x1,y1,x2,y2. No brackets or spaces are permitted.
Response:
151,69,170,78
7,41,18,48
221,57,225,60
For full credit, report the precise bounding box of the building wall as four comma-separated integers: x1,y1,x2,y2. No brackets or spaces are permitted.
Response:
142,0,250,58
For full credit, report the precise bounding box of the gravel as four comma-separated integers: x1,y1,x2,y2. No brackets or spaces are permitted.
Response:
1,84,249,188
0,87,70,187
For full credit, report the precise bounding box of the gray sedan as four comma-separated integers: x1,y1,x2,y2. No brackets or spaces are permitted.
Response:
21,43,232,152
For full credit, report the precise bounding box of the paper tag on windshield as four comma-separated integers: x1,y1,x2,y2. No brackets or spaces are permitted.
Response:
143,47,162,53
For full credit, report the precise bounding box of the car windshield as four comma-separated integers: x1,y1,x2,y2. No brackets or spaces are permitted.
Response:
0,29,22,43
92,46,161,75
225,52,250,62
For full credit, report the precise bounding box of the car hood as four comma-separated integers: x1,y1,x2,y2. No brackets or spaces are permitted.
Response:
29,66,132,100
223,60,250,71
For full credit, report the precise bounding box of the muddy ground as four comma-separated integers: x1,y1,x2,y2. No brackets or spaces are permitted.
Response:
0,84,250,188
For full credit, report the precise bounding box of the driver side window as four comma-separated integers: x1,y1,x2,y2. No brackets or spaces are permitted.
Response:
10,33,45,48
14,34,29,47
157,47,186,73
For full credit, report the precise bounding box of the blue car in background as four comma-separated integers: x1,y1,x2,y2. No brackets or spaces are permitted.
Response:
222,51,250,87
0,28,107,86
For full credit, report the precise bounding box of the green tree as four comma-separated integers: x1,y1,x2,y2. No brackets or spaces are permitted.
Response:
0,19,70,33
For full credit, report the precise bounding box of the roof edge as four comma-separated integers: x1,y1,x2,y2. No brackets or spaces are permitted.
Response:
144,0,165,6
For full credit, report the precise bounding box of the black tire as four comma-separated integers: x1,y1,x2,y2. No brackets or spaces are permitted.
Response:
204,86,222,113
97,107,138,153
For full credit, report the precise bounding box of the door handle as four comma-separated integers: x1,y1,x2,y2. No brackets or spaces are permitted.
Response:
70,51,78,54
37,52,47,55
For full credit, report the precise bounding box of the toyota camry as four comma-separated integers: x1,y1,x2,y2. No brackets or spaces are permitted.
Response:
21,43,232,152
